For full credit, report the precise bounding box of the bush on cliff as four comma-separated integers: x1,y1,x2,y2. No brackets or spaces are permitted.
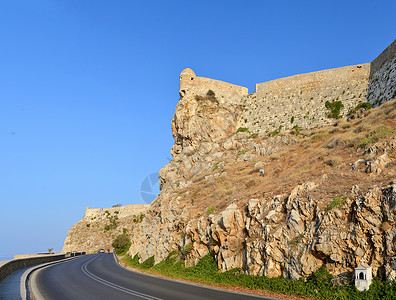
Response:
112,233,131,255
325,100,344,119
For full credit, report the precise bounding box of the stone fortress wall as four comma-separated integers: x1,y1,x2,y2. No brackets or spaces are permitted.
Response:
367,39,396,107
81,40,395,223
84,204,149,219
179,68,248,106
181,39,395,135
243,64,370,135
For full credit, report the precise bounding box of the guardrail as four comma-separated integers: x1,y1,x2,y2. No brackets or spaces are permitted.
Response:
0,252,85,284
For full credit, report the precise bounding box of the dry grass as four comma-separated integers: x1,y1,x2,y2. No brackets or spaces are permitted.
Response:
169,100,396,220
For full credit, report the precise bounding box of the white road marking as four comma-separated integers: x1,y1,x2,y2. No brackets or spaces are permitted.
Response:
81,255,163,300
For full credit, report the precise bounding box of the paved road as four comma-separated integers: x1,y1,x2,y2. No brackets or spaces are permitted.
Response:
31,254,281,300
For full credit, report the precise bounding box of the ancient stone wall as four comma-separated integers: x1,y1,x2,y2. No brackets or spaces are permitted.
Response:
367,39,396,106
84,204,149,219
63,204,150,253
239,64,370,135
179,68,248,105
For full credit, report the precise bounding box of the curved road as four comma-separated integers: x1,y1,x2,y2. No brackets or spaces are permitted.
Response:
31,254,280,300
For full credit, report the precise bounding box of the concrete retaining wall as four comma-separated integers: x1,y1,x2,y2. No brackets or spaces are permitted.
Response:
0,253,83,283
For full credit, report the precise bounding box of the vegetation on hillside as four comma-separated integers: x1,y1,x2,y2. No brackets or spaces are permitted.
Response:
325,100,344,119
123,252,396,299
112,232,131,255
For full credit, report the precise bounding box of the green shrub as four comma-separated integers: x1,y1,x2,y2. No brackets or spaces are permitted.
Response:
348,102,372,115
236,149,247,156
181,244,192,257
326,196,348,212
358,125,393,148
133,213,145,223
236,127,250,134
206,90,216,99
125,254,140,267
140,256,155,269
270,125,283,136
325,100,344,119
112,233,131,255
292,125,301,135
206,205,215,215
307,265,333,288
212,161,222,171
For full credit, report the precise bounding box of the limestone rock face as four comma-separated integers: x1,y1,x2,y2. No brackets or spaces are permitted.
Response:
63,56,396,284
62,205,149,253
171,88,242,157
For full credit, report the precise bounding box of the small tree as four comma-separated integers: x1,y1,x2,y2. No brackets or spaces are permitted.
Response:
112,234,131,255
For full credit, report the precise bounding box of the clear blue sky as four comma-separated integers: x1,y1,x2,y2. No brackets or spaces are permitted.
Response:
0,0,394,258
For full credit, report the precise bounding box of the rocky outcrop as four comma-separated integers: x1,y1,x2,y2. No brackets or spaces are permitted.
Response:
62,205,148,253
125,96,396,283
63,43,396,284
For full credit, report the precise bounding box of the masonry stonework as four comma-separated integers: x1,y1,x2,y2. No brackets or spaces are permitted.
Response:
180,39,395,135
179,68,248,106
367,39,396,107
241,64,370,135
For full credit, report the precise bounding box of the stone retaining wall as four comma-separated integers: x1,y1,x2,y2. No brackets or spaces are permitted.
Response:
240,64,370,134
0,254,66,283
367,39,396,106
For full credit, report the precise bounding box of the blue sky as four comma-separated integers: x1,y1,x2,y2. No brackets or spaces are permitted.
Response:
0,0,394,258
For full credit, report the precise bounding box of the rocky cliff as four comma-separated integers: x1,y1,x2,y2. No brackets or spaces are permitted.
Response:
62,204,148,253
63,41,396,283
125,89,396,283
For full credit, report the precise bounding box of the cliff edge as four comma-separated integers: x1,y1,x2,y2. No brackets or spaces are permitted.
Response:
63,40,396,283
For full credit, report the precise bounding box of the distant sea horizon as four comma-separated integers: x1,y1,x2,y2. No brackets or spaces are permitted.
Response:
0,256,13,261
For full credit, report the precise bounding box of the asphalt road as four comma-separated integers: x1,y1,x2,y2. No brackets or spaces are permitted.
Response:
31,253,282,300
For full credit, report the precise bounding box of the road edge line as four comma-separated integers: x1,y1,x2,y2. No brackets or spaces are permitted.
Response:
21,255,86,300
112,253,284,300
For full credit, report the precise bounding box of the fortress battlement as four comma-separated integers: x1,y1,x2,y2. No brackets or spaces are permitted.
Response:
179,39,395,135
84,204,149,219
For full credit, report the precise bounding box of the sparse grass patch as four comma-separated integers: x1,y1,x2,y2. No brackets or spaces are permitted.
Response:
323,137,339,149
212,161,222,171
247,133,258,139
324,156,342,167
312,133,328,142
236,149,247,157
291,125,301,135
192,175,205,183
358,125,393,148
348,102,372,116
133,213,145,223
353,125,367,134
269,125,283,136
326,196,348,212
236,127,250,134
206,205,215,215
289,233,304,247
336,119,351,129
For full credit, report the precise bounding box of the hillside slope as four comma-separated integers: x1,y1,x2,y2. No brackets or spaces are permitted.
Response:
63,40,396,283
